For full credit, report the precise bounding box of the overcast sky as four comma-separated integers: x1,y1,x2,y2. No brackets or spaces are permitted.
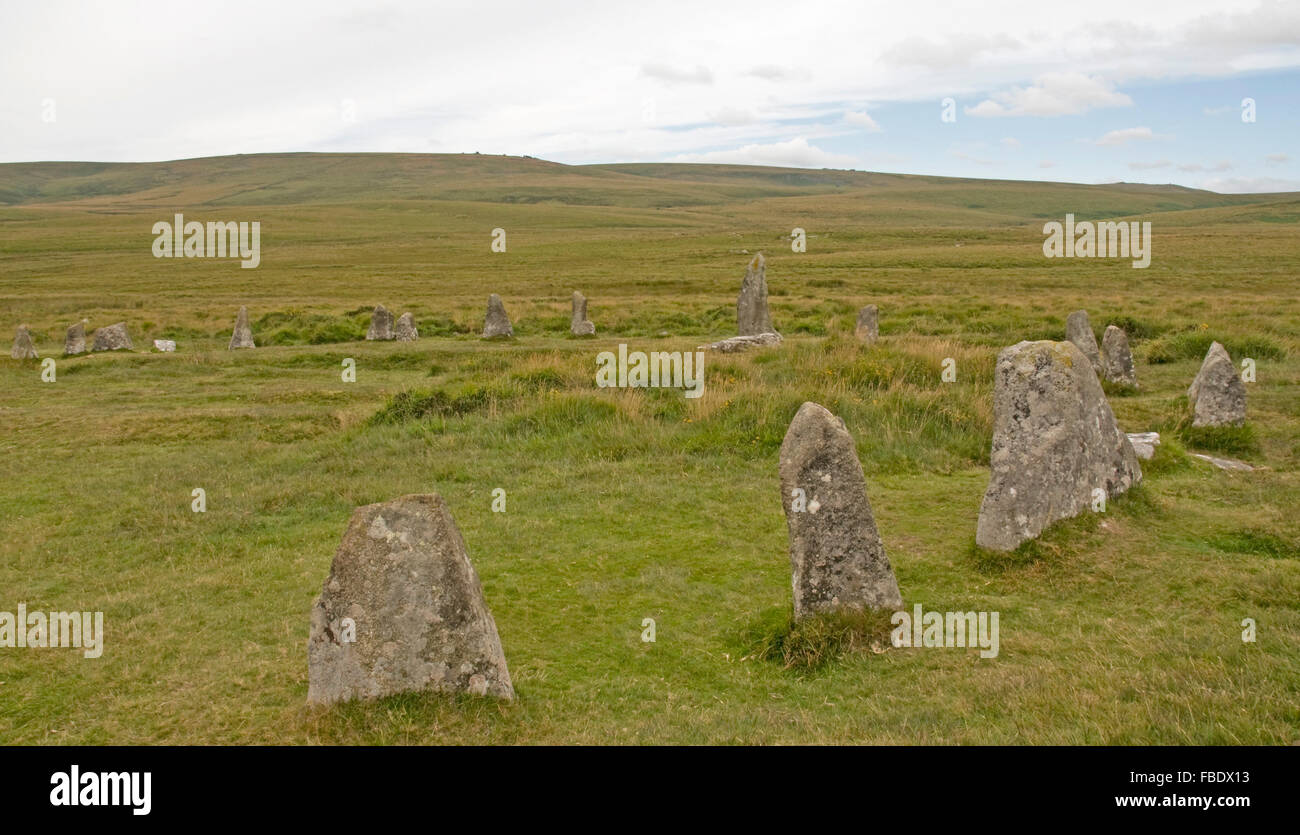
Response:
2,0,1298,192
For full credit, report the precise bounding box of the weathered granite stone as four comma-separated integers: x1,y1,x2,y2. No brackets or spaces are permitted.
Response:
698,332,783,353
1100,325,1137,387
91,322,133,352
1188,341,1246,427
64,321,87,355
10,325,37,359
737,253,774,336
855,305,878,344
1065,309,1101,370
366,305,394,341
975,340,1142,552
394,312,418,342
1126,432,1160,460
482,294,513,339
229,305,255,349
307,493,514,705
1190,453,1255,472
153,339,176,352
779,402,903,619
570,291,595,336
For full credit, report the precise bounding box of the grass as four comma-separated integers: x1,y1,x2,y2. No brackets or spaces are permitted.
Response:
1,153,1298,744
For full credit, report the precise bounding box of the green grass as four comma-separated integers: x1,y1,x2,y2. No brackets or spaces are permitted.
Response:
1,153,1298,744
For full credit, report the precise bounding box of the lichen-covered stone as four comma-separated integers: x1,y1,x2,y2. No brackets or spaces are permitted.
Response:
229,305,255,349
91,322,132,352
698,332,783,353
779,402,902,619
737,253,774,336
1065,309,1101,370
10,325,37,359
366,305,394,341
307,493,514,705
394,312,418,342
1100,325,1137,387
64,321,87,355
482,294,513,339
570,291,595,336
855,305,878,344
1188,341,1246,427
976,340,1142,552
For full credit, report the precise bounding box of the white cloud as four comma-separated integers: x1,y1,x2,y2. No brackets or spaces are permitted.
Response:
1177,160,1232,172
667,137,859,168
1266,152,1290,165
1039,160,1057,168
1000,137,1020,148
708,107,758,126
844,110,883,132
966,72,1133,117
1092,126,1165,146
1200,176,1300,193
640,63,713,85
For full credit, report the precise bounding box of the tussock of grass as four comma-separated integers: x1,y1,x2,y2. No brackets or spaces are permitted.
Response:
1205,528,1300,560
1144,327,1286,364
743,606,896,670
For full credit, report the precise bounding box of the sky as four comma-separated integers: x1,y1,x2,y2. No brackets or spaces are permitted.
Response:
1,0,1298,192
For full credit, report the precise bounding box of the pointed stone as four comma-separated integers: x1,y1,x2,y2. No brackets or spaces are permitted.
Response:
779,402,902,619
10,325,37,359
366,304,394,341
976,340,1142,552
91,322,132,352
737,252,774,336
228,305,255,349
1100,325,1137,386
64,320,87,355
482,294,513,339
307,493,514,705
1065,309,1101,369
855,305,879,344
1188,341,1246,427
570,291,595,336
394,312,418,342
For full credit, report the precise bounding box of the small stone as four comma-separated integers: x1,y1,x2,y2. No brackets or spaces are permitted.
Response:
975,340,1142,552
1190,453,1256,472
229,305,255,349
10,325,37,359
1100,325,1137,387
482,294,513,339
1188,341,1246,427
1065,310,1102,370
779,402,903,619
307,493,514,705
855,305,879,344
570,291,595,336
91,322,133,352
366,305,395,341
698,332,783,353
737,252,775,336
64,320,87,355
394,312,418,342
153,339,176,352
1126,432,1161,460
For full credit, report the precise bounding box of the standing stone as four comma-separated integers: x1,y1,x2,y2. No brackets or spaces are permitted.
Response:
10,325,37,359
737,252,774,336
1100,325,1137,386
570,291,595,336
366,305,394,341
307,493,514,705
855,305,879,344
482,294,513,339
91,322,133,352
1065,310,1102,370
228,305,255,349
976,341,1142,552
394,312,418,342
779,402,903,619
1188,341,1246,427
64,320,87,355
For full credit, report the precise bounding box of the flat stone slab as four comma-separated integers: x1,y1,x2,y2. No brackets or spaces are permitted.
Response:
698,332,783,352
1190,453,1257,472
1126,432,1161,460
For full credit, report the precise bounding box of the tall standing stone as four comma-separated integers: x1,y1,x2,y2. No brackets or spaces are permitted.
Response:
394,312,418,342
737,253,774,336
779,402,903,619
228,305,255,349
976,340,1142,552
1100,325,1137,387
570,291,595,336
855,305,879,344
1188,341,1246,427
91,322,133,352
482,294,513,339
366,305,394,341
307,493,514,705
64,320,87,355
1065,310,1101,370
10,325,37,359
